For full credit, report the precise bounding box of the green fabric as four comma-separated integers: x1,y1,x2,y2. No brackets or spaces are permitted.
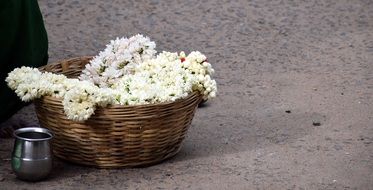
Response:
0,0,48,123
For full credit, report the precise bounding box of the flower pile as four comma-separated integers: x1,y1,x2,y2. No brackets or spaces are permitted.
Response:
6,34,217,121
79,34,156,87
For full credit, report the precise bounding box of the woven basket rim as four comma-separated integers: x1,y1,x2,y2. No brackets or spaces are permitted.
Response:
40,91,200,110
38,56,94,70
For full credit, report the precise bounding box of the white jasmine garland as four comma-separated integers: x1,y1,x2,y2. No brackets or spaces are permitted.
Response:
6,36,217,122
62,81,99,121
112,52,195,104
79,34,156,87
6,66,42,91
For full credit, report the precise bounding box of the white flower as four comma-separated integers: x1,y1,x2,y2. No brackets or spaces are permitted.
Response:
6,39,217,121
79,34,157,87
6,66,42,90
62,81,99,121
181,51,217,100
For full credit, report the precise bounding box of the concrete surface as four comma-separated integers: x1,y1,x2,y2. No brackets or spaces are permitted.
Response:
1,0,372,189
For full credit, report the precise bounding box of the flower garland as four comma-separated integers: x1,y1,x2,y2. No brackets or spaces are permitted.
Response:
79,34,156,87
6,35,217,121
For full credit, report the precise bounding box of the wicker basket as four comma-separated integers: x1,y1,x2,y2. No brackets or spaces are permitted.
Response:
34,56,202,168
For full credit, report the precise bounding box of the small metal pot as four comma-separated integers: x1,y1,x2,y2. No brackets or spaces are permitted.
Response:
12,127,53,181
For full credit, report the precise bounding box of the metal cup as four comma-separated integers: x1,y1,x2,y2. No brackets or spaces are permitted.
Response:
12,127,53,181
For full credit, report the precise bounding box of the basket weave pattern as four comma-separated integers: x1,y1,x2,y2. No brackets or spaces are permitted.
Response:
34,57,202,168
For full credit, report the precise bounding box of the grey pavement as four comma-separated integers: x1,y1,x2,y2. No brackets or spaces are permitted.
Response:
0,0,372,189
